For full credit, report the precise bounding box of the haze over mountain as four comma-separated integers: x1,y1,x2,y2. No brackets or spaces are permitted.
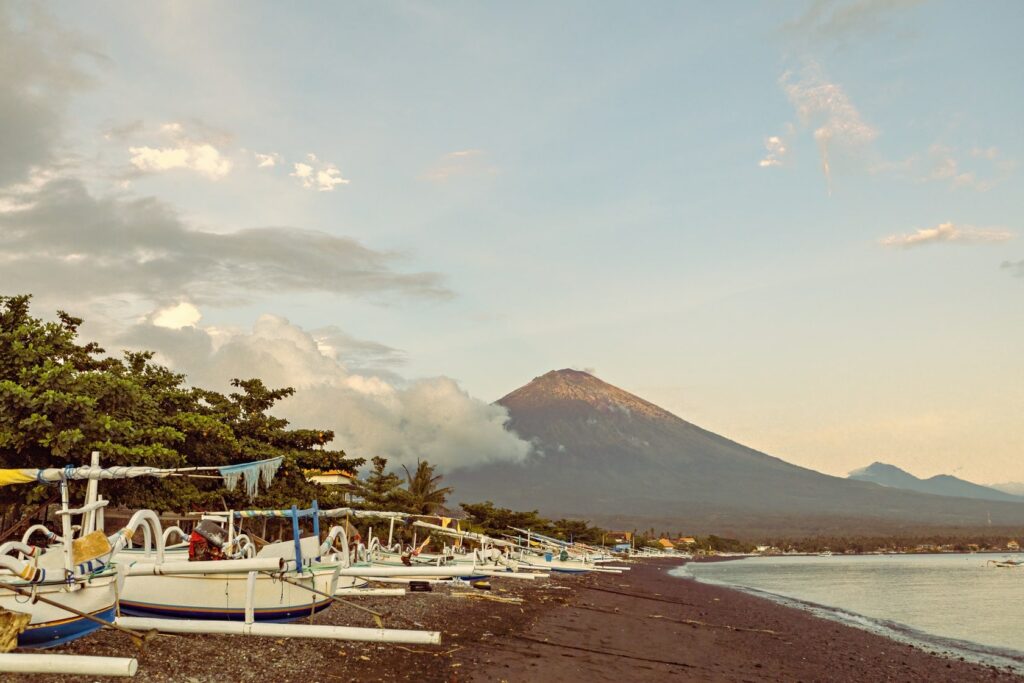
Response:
848,463,1024,504
991,483,1024,497
446,370,1024,536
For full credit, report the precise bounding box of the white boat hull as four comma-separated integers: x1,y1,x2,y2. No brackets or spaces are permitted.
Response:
118,567,364,622
0,573,118,649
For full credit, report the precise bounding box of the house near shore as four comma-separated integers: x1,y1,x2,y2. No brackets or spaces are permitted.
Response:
304,469,357,503
657,538,675,550
674,536,697,546
604,531,633,545
1008,540,1020,551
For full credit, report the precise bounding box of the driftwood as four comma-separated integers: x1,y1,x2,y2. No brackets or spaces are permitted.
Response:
648,613,783,635
449,593,523,605
511,634,695,669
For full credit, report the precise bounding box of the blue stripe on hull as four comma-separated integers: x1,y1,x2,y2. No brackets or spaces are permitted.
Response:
118,600,332,623
17,607,116,649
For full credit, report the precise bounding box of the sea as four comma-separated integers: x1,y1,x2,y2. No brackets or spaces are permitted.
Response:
671,553,1024,672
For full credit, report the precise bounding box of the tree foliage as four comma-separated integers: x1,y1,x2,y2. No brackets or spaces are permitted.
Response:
352,456,405,511
398,460,453,515
459,501,606,544
0,295,362,513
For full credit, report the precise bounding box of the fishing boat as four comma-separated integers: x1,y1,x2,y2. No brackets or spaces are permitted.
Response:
987,558,1023,568
504,527,628,574
116,501,370,622
0,453,286,647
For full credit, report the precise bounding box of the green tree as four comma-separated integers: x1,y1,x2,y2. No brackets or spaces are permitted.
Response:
460,501,550,534
0,295,361,515
398,460,453,515
352,456,404,511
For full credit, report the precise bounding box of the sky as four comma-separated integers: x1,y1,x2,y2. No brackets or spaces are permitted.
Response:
1,1,1021,484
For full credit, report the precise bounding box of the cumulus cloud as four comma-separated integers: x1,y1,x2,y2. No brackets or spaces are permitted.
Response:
150,301,202,330
879,222,1014,248
781,61,877,193
759,134,790,168
254,152,282,168
0,5,99,187
875,144,1014,192
117,313,532,470
125,121,233,179
421,149,498,182
291,153,349,191
0,177,450,306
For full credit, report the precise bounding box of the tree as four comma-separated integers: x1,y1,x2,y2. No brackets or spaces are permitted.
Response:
352,456,404,511
460,501,550,534
398,460,452,515
0,295,361,514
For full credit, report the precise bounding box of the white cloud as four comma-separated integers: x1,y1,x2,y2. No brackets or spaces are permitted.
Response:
129,142,232,179
871,143,1014,192
780,62,877,193
127,122,233,179
879,222,1014,248
254,152,281,168
759,135,789,168
290,153,349,191
421,149,498,182
118,313,532,470
150,301,201,329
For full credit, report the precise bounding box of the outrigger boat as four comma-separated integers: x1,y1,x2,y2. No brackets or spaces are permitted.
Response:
0,452,238,649
503,527,629,574
2,453,441,654
224,507,541,585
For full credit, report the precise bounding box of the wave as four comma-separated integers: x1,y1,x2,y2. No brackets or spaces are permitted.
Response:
669,565,1024,674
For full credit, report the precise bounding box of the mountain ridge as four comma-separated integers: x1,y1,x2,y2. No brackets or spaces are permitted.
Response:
445,370,1024,536
848,462,1024,504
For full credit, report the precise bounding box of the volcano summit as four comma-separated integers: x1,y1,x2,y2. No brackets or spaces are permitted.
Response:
446,370,1024,536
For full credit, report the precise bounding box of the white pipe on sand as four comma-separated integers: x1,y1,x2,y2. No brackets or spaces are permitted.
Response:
115,617,441,644
0,653,138,677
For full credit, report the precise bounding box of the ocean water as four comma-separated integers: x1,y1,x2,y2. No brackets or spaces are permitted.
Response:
672,554,1024,671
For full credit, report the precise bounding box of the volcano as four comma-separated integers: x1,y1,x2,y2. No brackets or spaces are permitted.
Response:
445,370,1024,536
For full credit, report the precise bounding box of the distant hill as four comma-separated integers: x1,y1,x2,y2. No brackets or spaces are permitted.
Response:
445,369,1024,536
848,463,1024,503
991,482,1024,497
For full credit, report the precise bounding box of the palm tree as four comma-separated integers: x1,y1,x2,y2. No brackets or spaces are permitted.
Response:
400,460,453,515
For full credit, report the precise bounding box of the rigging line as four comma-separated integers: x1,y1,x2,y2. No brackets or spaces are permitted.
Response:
510,634,696,669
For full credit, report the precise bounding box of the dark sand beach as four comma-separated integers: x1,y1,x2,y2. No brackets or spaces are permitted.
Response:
9,558,1020,682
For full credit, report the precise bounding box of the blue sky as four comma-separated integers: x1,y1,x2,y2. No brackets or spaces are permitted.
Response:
2,1,1021,482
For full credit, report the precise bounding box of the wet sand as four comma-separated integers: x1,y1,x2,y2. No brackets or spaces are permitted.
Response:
8,558,1020,681
460,558,1021,681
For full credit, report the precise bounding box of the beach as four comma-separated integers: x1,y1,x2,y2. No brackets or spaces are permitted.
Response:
7,558,1020,682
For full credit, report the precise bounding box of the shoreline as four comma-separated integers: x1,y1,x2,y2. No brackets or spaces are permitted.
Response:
8,558,1021,681
678,560,1024,675
460,558,1022,682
